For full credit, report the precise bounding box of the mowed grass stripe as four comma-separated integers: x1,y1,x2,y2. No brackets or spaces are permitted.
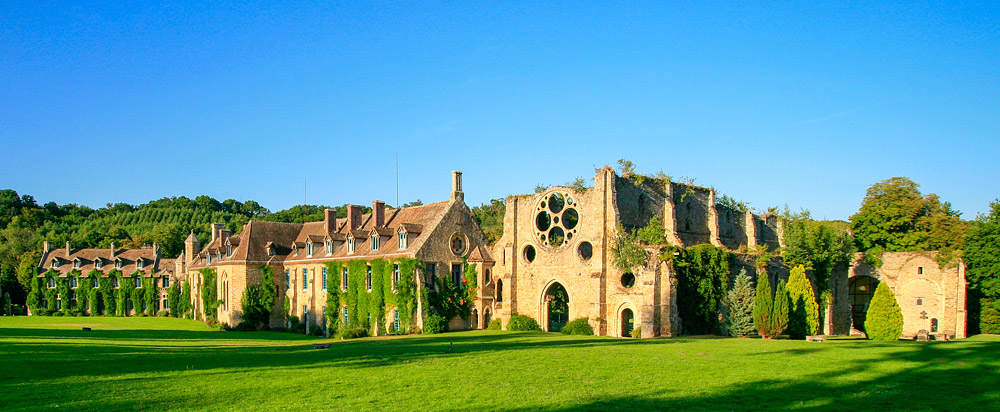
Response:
1,317,998,411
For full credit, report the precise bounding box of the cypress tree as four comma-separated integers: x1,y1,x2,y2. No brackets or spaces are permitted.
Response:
724,269,756,337
753,271,774,338
770,280,789,338
864,282,904,341
786,265,820,339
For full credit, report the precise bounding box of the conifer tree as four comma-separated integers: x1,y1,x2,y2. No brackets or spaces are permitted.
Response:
724,269,756,337
786,265,820,339
753,271,774,338
864,282,904,341
770,280,790,338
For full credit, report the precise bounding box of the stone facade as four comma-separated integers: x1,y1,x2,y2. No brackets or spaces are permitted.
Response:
34,241,179,315
485,167,784,337
182,171,491,333
828,252,967,339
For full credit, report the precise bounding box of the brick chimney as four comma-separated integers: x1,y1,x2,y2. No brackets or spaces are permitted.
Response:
373,200,385,227
65,241,71,257
43,241,51,254
210,223,225,243
451,170,464,201
347,204,362,231
110,242,116,258
324,208,336,233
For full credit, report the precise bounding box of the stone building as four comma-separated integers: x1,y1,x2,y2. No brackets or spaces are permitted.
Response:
482,167,783,337
183,171,492,332
34,241,178,315
827,252,968,339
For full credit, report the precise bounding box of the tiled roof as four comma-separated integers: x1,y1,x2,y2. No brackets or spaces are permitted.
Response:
39,246,169,277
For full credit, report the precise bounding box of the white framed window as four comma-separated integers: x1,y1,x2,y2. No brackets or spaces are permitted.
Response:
342,268,348,292
307,243,313,257
394,309,400,331
302,268,308,291
52,259,60,268
91,277,99,288
95,260,103,269
163,298,169,309
73,260,81,269
371,235,379,251
115,260,122,269
227,245,232,257
326,240,332,254
366,265,372,291
47,277,56,288
113,277,119,289
393,264,400,291
135,277,142,288
162,276,170,288
70,276,78,289
137,259,145,269
398,232,407,249
285,270,290,291
348,238,355,253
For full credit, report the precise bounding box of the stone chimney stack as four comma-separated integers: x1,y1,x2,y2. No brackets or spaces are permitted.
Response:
347,204,363,231
153,243,160,257
110,242,116,258
324,208,337,233
373,200,385,227
43,241,51,254
210,223,225,243
184,230,200,268
65,241,71,257
451,170,464,201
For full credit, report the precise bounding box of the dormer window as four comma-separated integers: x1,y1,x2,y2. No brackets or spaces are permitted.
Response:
137,259,145,270
398,232,407,249
267,246,275,257
95,260,103,269
73,259,81,269
115,260,122,269
326,240,332,254
348,238,355,253
371,235,379,251
307,243,313,257
52,259,60,268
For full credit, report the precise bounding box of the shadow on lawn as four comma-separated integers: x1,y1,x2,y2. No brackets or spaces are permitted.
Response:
477,340,1000,412
0,327,674,383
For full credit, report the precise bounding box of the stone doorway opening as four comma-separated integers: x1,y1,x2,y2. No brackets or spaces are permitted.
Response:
621,308,634,337
849,276,879,332
544,282,569,332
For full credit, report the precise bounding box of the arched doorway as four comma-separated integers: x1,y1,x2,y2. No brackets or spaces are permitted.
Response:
621,308,635,337
544,282,569,332
483,308,491,328
471,308,479,329
849,276,879,332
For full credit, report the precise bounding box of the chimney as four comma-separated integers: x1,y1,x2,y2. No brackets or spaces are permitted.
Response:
210,223,225,243
65,241,71,257
153,243,160,257
347,204,362,231
324,208,336,233
451,170,464,201
43,241,51,254
373,200,385,227
110,242,116,259
220,229,231,242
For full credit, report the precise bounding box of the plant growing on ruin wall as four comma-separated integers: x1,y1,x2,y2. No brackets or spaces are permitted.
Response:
673,244,730,335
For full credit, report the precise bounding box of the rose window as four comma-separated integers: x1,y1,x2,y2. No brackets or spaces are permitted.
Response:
535,191,580,248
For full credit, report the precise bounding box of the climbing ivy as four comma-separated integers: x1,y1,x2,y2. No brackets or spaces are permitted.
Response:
167,280,181,317
199,268,220,320
324,258,420,336
428,261,477,321
179,280,192,318
673,244,731,335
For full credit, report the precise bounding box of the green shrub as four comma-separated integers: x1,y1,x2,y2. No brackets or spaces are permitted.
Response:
724,269,755,337
52,311,64,317
981,300,1000,334
753,272,774,338
487,319,503,330
156,310,169,317
560,318,593,335
631,325,642,338
865,282,904,341
232,321,259,332
342,327,369,339
771,280,790,337
506,314,541,331
423,314,448,334
407,325,422,335
786,265,820,339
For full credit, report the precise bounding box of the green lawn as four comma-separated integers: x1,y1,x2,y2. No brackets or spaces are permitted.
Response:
1,317,998,411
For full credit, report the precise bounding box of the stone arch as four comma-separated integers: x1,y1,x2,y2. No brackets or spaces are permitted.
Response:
614,301,638,338
471,308,479,329
483,308,492,327
539,279,572,332
848,274,879,333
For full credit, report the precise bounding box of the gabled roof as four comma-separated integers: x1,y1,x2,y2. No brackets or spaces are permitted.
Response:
468,245,495,263
39,245,166,276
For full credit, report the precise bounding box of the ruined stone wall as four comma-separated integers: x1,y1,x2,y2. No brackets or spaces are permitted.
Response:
672,184,712,246
717,205,749,250
839,252,967,339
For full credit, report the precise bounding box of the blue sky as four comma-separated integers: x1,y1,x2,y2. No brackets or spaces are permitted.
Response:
2,2,998,220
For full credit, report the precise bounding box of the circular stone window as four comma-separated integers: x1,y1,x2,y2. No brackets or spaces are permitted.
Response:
535,190,581,248
577,241,593,261
620,273,636,288
450,234,466,256
523,245,536,263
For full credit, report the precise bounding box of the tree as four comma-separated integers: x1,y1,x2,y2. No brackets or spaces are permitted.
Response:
770,280,790,338
753,271,774,338
782,210,855,294
471,198,505,244
786,265,820,339
167,281,181,317
864,282,904,341
673,244,730,334
240,283,268,329
964,200,1000,333
724,269,755,337
850,177,967,264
